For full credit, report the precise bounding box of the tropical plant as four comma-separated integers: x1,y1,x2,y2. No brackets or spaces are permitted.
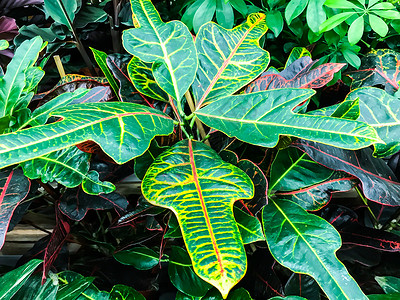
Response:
1,0,400,299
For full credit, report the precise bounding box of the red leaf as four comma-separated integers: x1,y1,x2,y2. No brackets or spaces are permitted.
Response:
0,168,30,249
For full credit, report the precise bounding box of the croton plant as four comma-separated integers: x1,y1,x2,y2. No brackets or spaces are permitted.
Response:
1,0,400,299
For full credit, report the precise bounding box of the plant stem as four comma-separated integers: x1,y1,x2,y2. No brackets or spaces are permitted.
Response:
184,91,210,146
355,186,378,225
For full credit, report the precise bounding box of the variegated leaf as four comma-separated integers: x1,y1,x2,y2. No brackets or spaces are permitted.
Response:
193,13,269,108
142,139,254,298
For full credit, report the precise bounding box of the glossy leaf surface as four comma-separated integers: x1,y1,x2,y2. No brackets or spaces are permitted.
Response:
262,198,367,300
234,206,264,244
0,102,174,169
57,271,94,300
43,0,78,30
346,87,400,157
122,0,197,102
348,49,400,94
0,168,30,249
21,146,114,195
294,140,400,206
193,13,269,108
246,56,345,92
0,259,42,300
142,139,254,297
109,284,145,300
196,89,379,149
114,247,159,270
12,274,59,300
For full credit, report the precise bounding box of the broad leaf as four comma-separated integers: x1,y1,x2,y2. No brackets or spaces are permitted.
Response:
294,140,400,206
122,0,197,102
43,0,78,31
0,168,30,249
12,274,59,300
114,247,159,270
234,206,264,244
262,198,367,300
285,273,321,300
57,271,94,300
109,284,145,300
91,48,120,100
196,89,380,150
21,146,115,195
0,259,43,300
276,172,357,211
375,276,400,294
246,57,345,92
169,246,213,298
0,36,42,118
142,139,254,297
60,187,128,221
285,47,312,69
134,139,168,180
346,87,400,157
348,49,400,94
193,13,269,108
0,102,174,169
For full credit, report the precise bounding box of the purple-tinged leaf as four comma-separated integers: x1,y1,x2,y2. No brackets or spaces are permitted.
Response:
0,0,44,11
347,49,400,94
0,16,19,41
0,168,31,250
294,140,400,206
42,208,70,283
70,86,112,104
246,57,345,92
59,187,128,221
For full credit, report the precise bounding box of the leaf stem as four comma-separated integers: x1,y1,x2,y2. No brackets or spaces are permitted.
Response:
355,186,378,225
184,91,210,146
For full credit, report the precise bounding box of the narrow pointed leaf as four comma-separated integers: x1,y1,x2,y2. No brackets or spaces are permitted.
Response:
0,36,42,118
0,259,43,300
0,168,30,250
375,276,400,294
122,0,197,102
20,146,115,195
90,48,120,100
276,171,358,211
262,198,367,300
0,102,174,169
293,140,400,206
142,139,254,298
348,49,400,94
346,87,400,157
196,89,380,150
193,13,269,107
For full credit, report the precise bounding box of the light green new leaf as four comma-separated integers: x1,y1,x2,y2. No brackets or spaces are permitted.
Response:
91,48,120,100
127,56,169,102
0,36,43,118
0,102,174,169
193,13,269,108
0,259,42,300
347,87,400,157
0,40,8,51
196,88,380,150
262,198,367,300
43,0,79,30
21,146,115,195
142,139,254,298
348,15,364,45
122,0,197,102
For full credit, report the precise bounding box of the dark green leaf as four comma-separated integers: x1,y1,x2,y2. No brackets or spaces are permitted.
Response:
74,5,107,28
233,206,264,244
285,273,321,300
12,274,58,300
109,284,145,300
265,10,283,37
134,139,168,180
114,247,159,270
43,0,79,30
375,276,400,294
57,271,94,300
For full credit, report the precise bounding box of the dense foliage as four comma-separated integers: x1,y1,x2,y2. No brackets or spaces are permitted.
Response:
0,0,400,299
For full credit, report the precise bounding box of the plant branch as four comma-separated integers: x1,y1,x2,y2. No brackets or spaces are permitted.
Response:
185,91,210,146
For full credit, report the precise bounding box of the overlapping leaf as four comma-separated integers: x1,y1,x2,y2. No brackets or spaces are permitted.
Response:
0,168,30,250
196,88,380,150
142,139,254,298
262,198,367,300
348,49,400,94
246,56,345,92
294,140,400,206
285,47,312,69
345,87,400,157
20,146,115,195
43,0,78,30
193,13,269,108
122,0,197,102
60,187,128,221
276,172,357,211
0,102,174,169
0,36,42,118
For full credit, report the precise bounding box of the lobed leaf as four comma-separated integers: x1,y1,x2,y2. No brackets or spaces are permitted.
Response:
142,139,254,298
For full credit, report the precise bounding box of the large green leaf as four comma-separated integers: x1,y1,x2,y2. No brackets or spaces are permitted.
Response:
193,13,269,108
346,87,400,157
0,259,43,300
262,198,367,300
196,89,380,149
0,36,43,118
122,0,197,102
142,139,254,298
21,146,115,195
43,0,79,31
12,274,59,300
0,102,174,169
109,284,145,300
